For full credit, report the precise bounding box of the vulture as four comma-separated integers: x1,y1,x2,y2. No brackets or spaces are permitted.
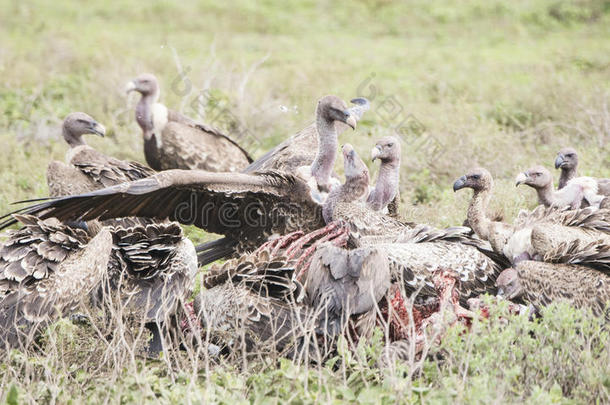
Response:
192,238,318,360
454,167,610,264
0,216,112,349
555,147,610,194
515,165,604,209
496,261,610,320
191,223,477,359
126,73,252,172
324,147,506,305
368,136,401,216
1,96,367,264
47,112,155,197
0,215,197,352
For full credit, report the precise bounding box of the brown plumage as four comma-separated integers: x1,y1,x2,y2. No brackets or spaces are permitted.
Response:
194,247,315,358
2,96,368,262
0,216,197,350
126,73,252,172
0,216,112,349
454,167,610,264
326,150,505,305
555,147,610,195
496,261,610,319
47,112,155,197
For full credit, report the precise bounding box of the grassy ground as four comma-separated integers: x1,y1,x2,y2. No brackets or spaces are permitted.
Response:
0,0,609,402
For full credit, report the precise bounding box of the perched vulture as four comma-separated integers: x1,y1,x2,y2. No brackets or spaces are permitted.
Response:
0,215,197,352
515,165,604,209
496,261,610,319
1,96,367,264
368,136,401,216
126,73,252,172
555,147,610,194
454,167,610,264
47,112,155,197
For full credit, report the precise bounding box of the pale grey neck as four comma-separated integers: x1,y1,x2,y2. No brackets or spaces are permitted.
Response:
311,118,338,187
467,189,492,241
62,127,86,148
535,183,555,207
369,161,399,209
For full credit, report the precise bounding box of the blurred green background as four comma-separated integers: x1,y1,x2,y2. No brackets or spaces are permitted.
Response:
1,0,609,241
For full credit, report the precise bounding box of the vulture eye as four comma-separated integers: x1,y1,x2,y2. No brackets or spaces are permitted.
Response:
76,119,89,124
471,174,480,180
566,154,574,158
387,143,394,148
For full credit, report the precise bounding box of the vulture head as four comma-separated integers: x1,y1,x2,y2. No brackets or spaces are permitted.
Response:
515,166,553,190
62,112,106,147
371,136,401,164
453,167,493,193
343,144,369,187
125,73,160,100
316,95,358,130
495,268,522,300
554,147,578,171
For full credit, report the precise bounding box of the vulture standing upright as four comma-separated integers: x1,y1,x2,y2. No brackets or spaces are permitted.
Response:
368,136,401,216
126,73,252,172
555,147,610,194
1,96,367,264
454,167,610,264
47,112,155,197
515,165,604,209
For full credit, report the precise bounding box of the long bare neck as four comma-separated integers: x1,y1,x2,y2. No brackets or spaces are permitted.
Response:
368,160,399,210
558,168,576,189
535,183,555,207
62,127,85,148
311,118,338,187
467,189,492,241
135,91,159,134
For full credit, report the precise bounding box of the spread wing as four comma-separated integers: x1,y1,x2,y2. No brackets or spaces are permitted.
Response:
2,170,324,251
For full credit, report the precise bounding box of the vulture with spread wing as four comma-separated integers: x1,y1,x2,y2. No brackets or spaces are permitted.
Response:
1,96,368,264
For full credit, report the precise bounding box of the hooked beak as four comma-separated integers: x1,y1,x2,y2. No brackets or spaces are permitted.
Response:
452,175,467,192
554,155,565,169
371,145,382,161
515,172,527,187
90,122,106,137
125,80,137,94
344,112,357,130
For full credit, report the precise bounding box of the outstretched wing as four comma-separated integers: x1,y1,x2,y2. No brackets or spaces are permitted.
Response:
2,170,324,250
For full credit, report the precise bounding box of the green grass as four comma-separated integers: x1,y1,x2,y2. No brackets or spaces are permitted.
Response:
1,0,609,402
